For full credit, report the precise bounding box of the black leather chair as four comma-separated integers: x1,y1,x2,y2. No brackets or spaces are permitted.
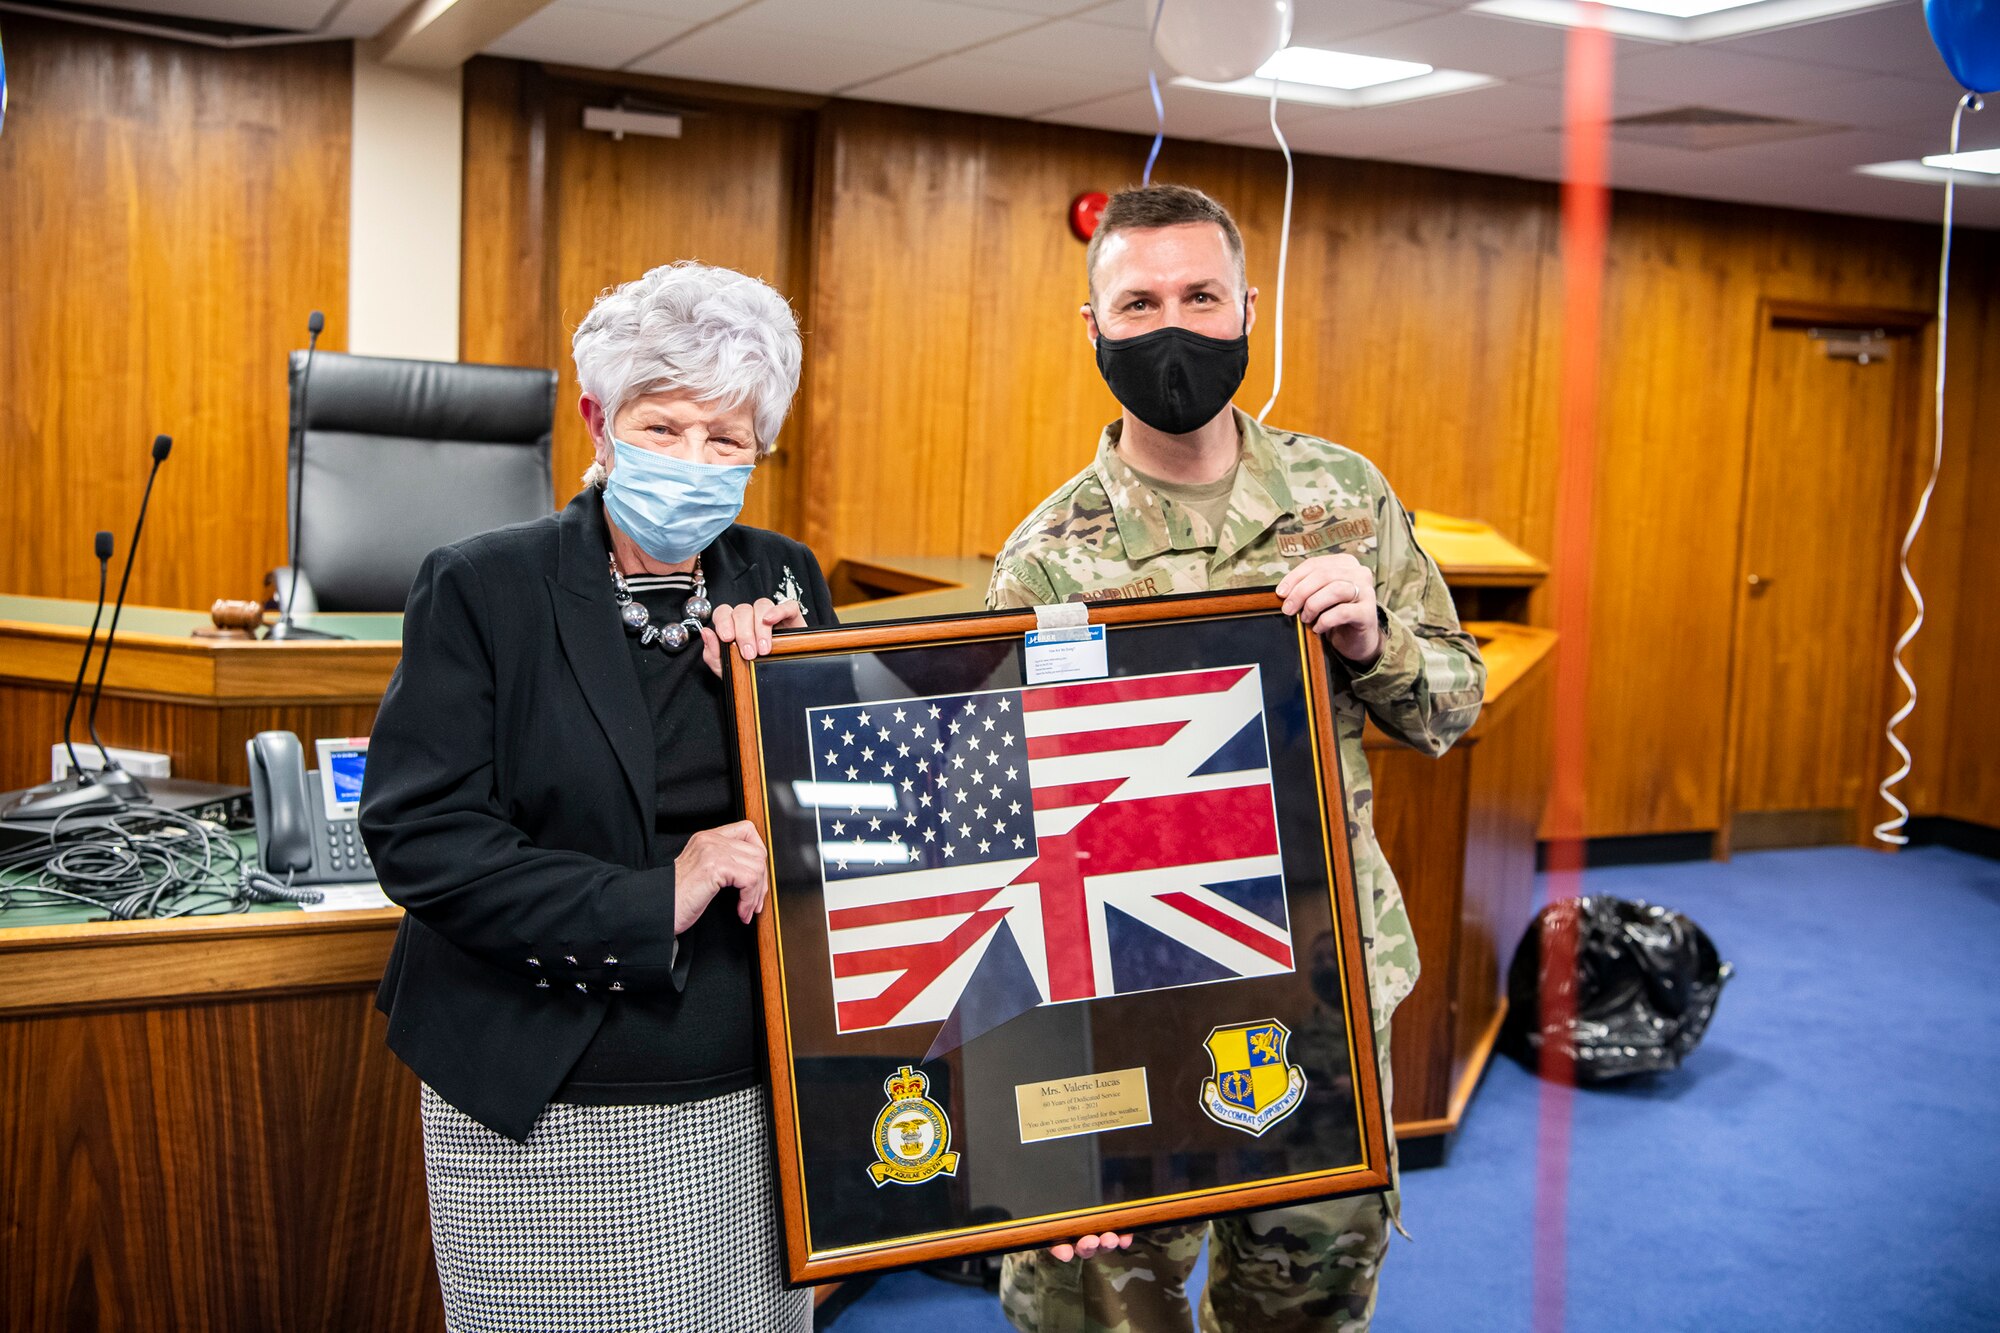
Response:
288,352,558,612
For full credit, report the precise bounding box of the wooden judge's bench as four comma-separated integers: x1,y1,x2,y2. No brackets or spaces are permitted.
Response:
0,517,1551,1329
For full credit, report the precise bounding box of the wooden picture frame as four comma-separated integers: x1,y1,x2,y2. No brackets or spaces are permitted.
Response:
730,591,1391,1283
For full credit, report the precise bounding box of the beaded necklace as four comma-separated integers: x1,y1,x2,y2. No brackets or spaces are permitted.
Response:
609,552,710,652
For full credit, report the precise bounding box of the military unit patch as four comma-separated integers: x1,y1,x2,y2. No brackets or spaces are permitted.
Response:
868,1065,961,1186
1198,1019,1307,1137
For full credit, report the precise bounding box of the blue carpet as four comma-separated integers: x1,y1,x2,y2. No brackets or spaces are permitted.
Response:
825,846,2000,1332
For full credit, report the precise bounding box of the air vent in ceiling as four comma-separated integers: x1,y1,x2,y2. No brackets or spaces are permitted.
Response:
1608,107,1842,151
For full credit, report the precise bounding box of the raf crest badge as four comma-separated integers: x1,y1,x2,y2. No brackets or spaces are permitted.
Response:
1199,1019,1307,1136
868,1066,961,1186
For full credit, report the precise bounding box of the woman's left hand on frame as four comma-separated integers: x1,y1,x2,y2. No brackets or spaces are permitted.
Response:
702,597,806,676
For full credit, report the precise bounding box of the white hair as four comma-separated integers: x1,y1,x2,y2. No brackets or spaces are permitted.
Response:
572,260,801,483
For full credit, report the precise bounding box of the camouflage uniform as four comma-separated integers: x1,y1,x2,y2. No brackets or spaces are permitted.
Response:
989,409,1486,1333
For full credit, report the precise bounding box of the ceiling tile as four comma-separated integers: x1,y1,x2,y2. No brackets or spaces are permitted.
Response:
936,0,1111,17
1289,0,1446,47
849,52,1117,116
1717,0,1950,78
1074,0,1168,30
100,0,341,28
1035,79,1285,139
333,0,422,37
968,16,1160,80
1079,0,1466,36
487,4,702,67
1222,106,1493,157
1828,170,2000,226
577,0,753,18
1536,44,1859,106
1335,11,1598,80
1252,79,1595,156
728,0,1041,52
1605,142,1990,226
626,20,925,90
1395,130,1567,182
1684,69,1976,135
1711,124,1958,168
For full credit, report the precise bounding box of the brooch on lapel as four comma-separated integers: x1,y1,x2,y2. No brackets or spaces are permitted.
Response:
775,565,808,622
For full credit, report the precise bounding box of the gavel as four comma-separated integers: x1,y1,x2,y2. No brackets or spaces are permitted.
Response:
193,599,264,640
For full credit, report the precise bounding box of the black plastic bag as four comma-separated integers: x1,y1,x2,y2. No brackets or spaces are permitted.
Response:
1500,896,1732,1085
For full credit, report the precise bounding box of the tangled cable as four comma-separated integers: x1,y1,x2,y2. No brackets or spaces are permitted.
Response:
0,808,323,921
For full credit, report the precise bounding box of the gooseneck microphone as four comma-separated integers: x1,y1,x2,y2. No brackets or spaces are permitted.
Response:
268,310,340,640
85,434,173,802
7,532,125,819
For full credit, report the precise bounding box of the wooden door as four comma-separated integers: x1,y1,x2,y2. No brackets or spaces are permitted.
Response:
1726,314,1919,845
547,86,812,536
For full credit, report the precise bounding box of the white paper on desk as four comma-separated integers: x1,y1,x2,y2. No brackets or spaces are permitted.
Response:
300,882,393,912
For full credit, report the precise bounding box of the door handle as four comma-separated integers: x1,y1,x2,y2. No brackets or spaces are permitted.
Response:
1746,573,1773,590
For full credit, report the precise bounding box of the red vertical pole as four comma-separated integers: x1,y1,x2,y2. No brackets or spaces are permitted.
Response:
1536,8,1613,1333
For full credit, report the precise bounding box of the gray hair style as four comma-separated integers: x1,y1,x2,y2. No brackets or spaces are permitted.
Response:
573,260,802,484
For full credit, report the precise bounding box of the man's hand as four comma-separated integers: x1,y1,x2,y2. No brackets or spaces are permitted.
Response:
1277,554,1382,667
701,597,806,677
671,821,769,930
1050,1232,1133,1263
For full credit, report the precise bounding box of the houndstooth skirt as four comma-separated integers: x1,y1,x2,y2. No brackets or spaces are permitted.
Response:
419,1083,812,1333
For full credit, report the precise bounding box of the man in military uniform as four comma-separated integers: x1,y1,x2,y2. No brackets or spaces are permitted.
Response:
990,184,1486,1333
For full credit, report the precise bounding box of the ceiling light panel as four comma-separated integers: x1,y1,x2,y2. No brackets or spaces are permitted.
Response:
1470,0,1899,43
1857,158,2000,185
1602,0,1764,16
1922,147,2000,174
1256,46,1434,90
1173,69,1497,110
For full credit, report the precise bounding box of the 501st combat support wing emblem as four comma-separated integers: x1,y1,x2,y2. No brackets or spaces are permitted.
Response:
868,1065,961,1186
1199,1019,1307,1137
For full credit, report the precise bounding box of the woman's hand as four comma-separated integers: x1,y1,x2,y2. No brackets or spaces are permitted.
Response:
1049,1232,1133,1262
701,597,807,677
672,821,769,931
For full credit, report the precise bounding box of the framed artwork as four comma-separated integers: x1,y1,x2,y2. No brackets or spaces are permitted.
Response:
730,591,1391,1282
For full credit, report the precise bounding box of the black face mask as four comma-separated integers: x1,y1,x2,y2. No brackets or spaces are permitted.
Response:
1092,306,1249,436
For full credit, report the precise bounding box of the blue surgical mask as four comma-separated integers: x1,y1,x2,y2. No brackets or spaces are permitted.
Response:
600,436,753,564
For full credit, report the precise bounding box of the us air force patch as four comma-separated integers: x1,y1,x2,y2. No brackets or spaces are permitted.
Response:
868,1065,961,1186
1199,1019,1307,1136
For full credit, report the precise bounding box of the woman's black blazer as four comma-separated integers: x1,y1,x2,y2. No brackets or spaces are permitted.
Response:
359,488,836,1142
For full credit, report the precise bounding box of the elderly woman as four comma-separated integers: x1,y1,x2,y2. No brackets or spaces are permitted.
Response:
360,261,831,1331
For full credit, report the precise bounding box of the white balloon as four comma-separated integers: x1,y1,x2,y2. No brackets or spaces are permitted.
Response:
1153,0,1294,85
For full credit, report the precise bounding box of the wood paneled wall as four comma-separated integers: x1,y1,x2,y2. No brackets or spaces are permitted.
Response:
3,25,1991,840
1940,247,2000,830
798,101,1556,570
0,15,351,609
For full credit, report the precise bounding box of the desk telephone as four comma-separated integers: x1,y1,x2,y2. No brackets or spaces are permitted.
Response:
246,731,375,884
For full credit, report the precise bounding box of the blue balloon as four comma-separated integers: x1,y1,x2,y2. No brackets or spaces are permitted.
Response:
1926,0,2000,94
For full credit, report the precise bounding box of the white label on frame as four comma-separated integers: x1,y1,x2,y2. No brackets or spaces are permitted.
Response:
1023,625,1108,685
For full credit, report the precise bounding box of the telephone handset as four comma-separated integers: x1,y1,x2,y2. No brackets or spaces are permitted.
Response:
246,730,375,884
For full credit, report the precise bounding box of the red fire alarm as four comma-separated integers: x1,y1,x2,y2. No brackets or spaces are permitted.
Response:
1069,191,1109,241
